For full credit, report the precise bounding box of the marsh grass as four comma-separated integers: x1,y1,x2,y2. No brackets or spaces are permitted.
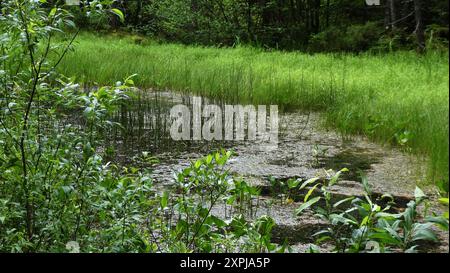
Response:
58,32,449,185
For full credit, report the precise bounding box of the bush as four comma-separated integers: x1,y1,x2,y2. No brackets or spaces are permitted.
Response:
0,1,280,253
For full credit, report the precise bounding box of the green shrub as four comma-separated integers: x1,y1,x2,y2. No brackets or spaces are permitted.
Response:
296,170,448,253
0,1,280,253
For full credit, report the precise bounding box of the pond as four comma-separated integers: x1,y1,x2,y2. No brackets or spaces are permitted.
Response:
104,89,448,252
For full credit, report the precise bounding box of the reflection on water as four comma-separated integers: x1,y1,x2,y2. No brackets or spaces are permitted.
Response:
106,90,279,162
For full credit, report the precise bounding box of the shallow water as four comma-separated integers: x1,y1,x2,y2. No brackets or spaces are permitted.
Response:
110,90,423,195
106,89,448,252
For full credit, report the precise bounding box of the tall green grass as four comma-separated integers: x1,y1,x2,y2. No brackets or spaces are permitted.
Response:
59,32,449,185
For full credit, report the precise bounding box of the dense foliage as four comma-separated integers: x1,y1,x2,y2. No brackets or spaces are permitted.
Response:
73,0,449,52
0,0,448,253
0,0,280,253
296,169,448,253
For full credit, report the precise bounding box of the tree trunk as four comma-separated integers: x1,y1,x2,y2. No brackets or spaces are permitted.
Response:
389,0,396,29
384,0,395,30
134,0,142,26
247,0,253,42
413,0,426,53
313,0,320,33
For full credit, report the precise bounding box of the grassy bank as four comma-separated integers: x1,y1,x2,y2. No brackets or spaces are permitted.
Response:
58,32,449,185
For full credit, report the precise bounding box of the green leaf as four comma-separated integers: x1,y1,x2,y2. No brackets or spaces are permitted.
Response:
226,195,236,205
412,223,438,242
316,236,332,244
425,216,449,231
333,197,355,208
361,173,372,195
287,179,301,189
206,154,213,165
300,177,320,190
210,215,227,228
414,187,426,201
125,74,137,86
176,219,188,235
405,246,419,253
225,150,232,160
111,8,125,23
312,230,330,237
329,168,349,186
369,232,401,245
295,197,321,215
330,213,357,225
375,212,398,220
49,7,57,17
360,216,369,227
216,154,228,165
304,184,319,202
194,160,202,169
439,197,449,206
384,227,402,242
160,191,169,209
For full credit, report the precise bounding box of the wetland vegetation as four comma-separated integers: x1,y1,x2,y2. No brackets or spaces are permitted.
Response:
0,0,448,253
